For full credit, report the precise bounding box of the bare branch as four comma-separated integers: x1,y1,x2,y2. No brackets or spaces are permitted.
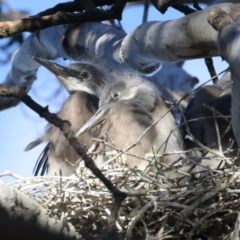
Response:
0,1,127,38
208,7,234,31
171,3,196,14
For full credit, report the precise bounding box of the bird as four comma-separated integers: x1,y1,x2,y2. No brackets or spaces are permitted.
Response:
77,73,188,180
25,57,106,176
181,70,237,157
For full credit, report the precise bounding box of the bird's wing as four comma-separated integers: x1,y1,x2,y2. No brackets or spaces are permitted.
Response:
33,143,50,176
24,138,43,151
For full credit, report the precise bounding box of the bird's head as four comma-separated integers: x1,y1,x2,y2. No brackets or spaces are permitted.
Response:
33,56,105,96
76,74,159,136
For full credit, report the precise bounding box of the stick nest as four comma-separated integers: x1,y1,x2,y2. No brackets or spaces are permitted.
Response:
5,153,240,240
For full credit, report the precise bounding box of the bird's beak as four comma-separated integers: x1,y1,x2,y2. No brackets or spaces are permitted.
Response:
33,56,79,80
76,103,112,136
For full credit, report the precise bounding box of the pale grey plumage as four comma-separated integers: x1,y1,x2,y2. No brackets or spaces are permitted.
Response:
78,74,187,179
25,57,106,176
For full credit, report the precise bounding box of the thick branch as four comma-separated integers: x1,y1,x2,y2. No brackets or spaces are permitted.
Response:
0,180,80,240
0,1,127,38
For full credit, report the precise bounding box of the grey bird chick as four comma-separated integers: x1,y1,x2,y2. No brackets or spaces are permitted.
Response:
77,74,187,179
181,70,237,157
25,57,106,176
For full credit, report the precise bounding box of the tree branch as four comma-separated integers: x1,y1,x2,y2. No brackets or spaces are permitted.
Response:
171,3,196,14
0,1,128,38
33,0,138,17
208,7,234,31
0,180,81,240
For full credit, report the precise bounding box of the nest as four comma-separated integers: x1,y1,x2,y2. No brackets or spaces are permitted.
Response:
4,151,240,240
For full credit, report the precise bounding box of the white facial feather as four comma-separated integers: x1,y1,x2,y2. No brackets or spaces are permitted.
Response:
58,76,95,95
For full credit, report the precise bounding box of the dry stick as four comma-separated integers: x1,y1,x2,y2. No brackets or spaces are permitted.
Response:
127,194,194,239
179,105,230,179
0,170,24,180
142,0,150,23
202,104,234,153
95,105,174,167
229,212,240,240
92,137,151,162
95,106,229,183
172,3,196,15
201,103,237,166
213,110,223,153
203,103,230,123
182,175,237,215
33,0,139,17
0,0,128,38
0,85,127,233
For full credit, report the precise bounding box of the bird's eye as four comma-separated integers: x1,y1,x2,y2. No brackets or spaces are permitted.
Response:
112,92,120,100
81,72,89,78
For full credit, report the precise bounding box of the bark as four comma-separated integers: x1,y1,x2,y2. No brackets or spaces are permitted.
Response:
0,180,81,240
1,4,238,89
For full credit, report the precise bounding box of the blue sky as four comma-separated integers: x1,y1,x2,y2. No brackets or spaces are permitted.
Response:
0,1,228,182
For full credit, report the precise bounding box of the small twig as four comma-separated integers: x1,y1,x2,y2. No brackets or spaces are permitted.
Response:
213,110,223,153
171,3,196,15
142,0,150,23
230,212,240,240
203,103,230,123
0,170,24,180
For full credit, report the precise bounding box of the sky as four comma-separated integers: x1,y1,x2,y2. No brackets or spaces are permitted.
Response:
0,1,228,182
